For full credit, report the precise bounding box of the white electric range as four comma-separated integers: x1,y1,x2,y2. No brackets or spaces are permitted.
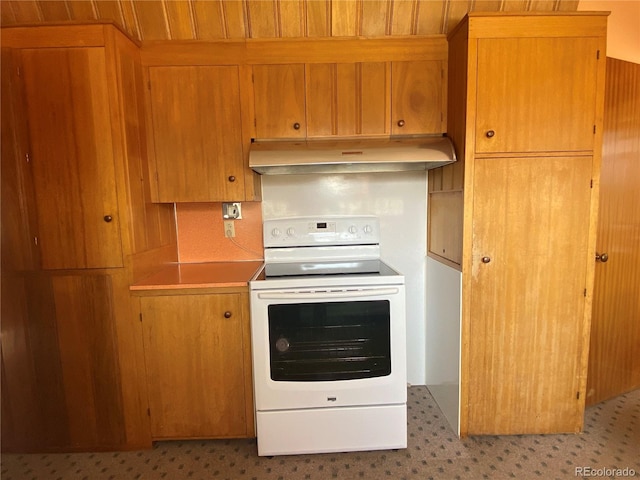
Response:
249,216,407,456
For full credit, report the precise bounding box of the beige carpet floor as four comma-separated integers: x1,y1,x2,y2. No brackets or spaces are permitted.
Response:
2,386,638,480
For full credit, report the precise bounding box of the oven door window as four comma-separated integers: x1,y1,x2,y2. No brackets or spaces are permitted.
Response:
268,300,391,381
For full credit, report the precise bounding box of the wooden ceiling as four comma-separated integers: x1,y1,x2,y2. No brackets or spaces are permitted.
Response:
1,0,579,41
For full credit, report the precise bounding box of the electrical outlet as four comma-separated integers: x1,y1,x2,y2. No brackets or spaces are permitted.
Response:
224,220,235,238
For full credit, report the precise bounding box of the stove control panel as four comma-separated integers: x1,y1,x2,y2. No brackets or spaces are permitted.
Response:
264,216,380,247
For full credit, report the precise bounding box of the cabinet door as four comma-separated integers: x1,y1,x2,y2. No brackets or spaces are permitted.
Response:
253,64,306,138
468,156,593,434
21,48,123,269
148,66,245,202
306,62,389,137
475,37,600,154
141,294,249,439
391,61,444,135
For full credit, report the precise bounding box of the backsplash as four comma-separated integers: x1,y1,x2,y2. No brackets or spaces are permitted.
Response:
176,202,264,263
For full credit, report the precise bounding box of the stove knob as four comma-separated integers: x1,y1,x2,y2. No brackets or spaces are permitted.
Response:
286,228,296,236
271,228,282,238
348,225,357,234
363,225,373,234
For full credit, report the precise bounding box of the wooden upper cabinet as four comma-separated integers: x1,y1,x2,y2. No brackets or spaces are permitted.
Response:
21,47,123,270
391,61,444,135
253,64,306,138
475,37,600,154
147,66,245,202
306,62,389,137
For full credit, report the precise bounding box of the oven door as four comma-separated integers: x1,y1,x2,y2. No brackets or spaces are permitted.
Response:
250,285,406,411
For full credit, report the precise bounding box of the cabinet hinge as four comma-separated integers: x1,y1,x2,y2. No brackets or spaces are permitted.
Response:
34,236,38,246
16,66,21,77
139,313,143,322
593,125,597,134
584,288,587,297
597,50,600,60
25,152,30,163
590,179,593,188
577,391,580,400
147,408,151,416
147,80,151,90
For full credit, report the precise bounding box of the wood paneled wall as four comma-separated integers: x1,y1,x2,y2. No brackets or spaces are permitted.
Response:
0,0,579,41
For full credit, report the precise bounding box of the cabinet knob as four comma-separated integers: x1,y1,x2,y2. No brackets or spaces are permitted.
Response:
481,256,491,264
485,130,495,138
397,119,405,127
224,311,232,318
293,122,301,130
228,175,236,182
103,215,113,223
595,252,609,263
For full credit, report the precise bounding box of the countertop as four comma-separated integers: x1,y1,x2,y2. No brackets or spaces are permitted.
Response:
130,261,264,292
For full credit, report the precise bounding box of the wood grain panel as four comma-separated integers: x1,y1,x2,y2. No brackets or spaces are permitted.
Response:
391,60,444,134
21,47,124,269
147,65,245,202
164,0,195,40
0,0,582,39
53,273,126,446
141,294,249,438
133,0,169,40
279,0,305,38
305,0,330,36
360,0,389,36
468,156,594,434
192,0,225,39
587,58,640,405
331,0,358,36
475,36,600,154
247,0,278,38
428,191,463,266
253,64,306,138
220,0,247,38
306,63,335,136
360,62,390,135
391,0,416,35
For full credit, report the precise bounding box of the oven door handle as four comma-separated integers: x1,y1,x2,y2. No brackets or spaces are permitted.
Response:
256,287,400,300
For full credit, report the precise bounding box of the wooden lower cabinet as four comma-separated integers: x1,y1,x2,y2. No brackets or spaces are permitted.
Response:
140,292,254,439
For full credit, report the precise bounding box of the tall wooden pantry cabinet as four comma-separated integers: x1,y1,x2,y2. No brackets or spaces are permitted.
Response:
429,12,608,435
1,24,177,452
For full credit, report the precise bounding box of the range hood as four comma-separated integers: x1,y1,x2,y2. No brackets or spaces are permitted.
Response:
249,136,456,175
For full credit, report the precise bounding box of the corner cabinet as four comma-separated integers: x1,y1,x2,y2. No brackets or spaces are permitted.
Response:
430,12,608,436
138,291,254,439
146,66,247,202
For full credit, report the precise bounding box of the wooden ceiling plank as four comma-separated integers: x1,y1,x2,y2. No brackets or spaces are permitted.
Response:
192,0,226,40
360,0,389,37
94,1,126,32
472,0,504,12
445,0,473,33
134,0,170,40
164,0,196,40
8,0,43,23
415,0,446,35
306,0,331,37
67,1,98,22
556,0,580,11
246,0,278,38
528,1,557,11
36,0,70,22
1,1,17,24
391,0,417,35
279,0,305,38
331,0,358,36
502,1,530,12
221,0,248,39
120,0,142,41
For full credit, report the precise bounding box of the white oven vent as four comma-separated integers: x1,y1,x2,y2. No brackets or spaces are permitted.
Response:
249,135,456,175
